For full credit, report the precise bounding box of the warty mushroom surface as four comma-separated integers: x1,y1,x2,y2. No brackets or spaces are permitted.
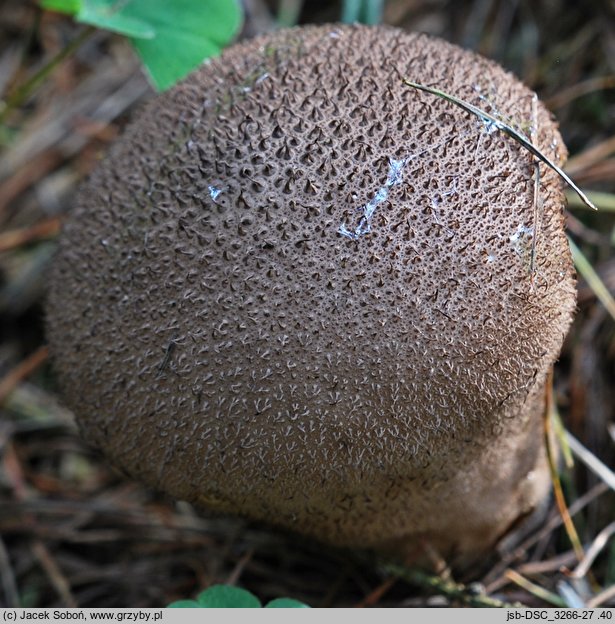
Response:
46,24,577,559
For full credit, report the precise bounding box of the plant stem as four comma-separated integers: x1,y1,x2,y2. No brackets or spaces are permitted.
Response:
363,0,383,24
341,0,383,24
0,25,96,126
277,0,304,27
341,0,362,23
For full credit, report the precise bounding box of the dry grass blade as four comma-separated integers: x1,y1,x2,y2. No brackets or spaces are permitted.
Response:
0,345,49,404
568,236,615,323
516,550,578,576
565,432,615,492
544,373,585,562
0,537,19,607
402,79,597,211
546,75,615,110
551,399,574,469
31,540,77,607
504,569,568,607
482,483,610,591
587,583,615,608
555,580,586,608
224,548,255,586
571,521,615,579
565,135,615,176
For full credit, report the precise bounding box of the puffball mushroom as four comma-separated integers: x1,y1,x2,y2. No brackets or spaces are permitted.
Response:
46,24,576,559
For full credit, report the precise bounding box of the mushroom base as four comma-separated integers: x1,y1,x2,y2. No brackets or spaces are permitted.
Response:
373,405,552,564
188,382,552,565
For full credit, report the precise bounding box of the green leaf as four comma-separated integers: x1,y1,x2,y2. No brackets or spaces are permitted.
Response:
40,0,81,14
196,585,262,608
47,0,242,91
126,0,242,91
167,600,200,608
76,0,155,39
265,598,310,608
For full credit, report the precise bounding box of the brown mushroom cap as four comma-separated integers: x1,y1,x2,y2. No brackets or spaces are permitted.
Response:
46,24,576,557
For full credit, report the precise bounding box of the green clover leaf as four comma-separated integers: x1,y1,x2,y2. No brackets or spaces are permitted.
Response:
41,0,242,91
167,585,310,608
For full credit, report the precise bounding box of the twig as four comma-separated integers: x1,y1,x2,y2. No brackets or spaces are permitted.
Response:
0,345,49,405
572,159,615,186
224,548,255,586
517,550,578,576
31,540,77,607
356,576,397,607
0,217,61,252
402,79,597,211
565,135,615,176
546,76,615,110
0,149,61,218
